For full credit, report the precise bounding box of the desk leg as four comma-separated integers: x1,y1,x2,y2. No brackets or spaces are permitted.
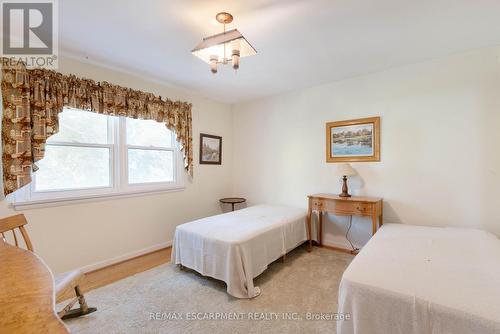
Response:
318,211,323,247
380,202,384,227
307,206,312,252
371,214,378,235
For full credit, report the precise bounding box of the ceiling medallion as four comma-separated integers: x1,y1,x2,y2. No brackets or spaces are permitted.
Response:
192,12,257,74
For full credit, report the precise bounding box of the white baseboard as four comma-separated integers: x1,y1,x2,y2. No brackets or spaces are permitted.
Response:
79,240,173,274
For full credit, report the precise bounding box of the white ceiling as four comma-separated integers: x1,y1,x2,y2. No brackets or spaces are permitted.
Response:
60,0,500,104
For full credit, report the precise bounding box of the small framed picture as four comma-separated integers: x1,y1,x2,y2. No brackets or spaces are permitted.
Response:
326,117,380,162
199,133,222,165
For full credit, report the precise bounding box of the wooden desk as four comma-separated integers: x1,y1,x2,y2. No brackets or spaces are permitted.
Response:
307,194,383,252
0,242,69,334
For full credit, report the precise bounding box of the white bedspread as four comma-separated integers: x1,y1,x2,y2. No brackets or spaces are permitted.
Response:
172,205,307,298
337,224,500,334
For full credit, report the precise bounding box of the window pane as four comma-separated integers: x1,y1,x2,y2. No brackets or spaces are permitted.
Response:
48,108,109,144
128,149,173,184
35,145,110,191
126,118,172,148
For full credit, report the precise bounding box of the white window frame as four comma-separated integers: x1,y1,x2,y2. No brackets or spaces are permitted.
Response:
12,111,185,209
119,117,181,193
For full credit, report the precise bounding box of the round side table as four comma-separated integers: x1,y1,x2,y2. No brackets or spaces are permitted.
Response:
219,197,246,211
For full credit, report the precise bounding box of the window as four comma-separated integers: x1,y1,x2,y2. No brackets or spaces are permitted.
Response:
125,118,175,184
14,108,184,206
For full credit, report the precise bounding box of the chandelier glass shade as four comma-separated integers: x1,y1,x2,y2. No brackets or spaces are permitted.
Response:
192,13,257,73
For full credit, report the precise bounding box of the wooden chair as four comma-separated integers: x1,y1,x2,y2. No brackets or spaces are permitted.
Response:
0,214,96,320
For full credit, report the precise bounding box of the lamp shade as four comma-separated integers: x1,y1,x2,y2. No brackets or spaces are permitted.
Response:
335,163,356,177
192,29,257,64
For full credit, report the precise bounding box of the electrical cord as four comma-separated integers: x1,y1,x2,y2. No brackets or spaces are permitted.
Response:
346,216,359,254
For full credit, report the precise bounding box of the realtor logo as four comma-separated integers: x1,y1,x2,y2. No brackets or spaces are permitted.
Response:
1,0,58,68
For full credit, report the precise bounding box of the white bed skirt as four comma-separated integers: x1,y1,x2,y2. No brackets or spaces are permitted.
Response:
172,205,307,298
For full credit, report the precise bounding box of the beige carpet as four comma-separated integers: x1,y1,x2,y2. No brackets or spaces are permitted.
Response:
62,245,353,334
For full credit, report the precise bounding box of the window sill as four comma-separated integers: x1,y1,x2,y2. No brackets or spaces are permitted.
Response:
11,186,186,210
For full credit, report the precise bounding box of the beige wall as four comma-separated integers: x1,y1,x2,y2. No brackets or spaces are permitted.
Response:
2,47,499,271
0,56,233,273
231,47,500,249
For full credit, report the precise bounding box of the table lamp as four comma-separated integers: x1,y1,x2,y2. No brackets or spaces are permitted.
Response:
335,163,356,197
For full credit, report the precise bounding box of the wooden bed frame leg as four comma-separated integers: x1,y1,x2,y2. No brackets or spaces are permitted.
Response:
281,254,286,263
178,264,184,270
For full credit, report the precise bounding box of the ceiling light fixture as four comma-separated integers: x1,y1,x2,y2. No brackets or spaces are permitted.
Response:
192,12,257,74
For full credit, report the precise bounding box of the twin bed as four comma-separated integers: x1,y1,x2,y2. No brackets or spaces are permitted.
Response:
338,223,500,334
172,205,500,333
172,205,307,298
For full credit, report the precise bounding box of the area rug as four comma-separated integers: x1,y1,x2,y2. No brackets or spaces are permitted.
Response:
61,245,353,334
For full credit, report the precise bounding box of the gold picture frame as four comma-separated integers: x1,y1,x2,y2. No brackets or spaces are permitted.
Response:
326,117,380,163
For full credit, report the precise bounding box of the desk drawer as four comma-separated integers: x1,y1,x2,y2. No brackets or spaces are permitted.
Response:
353,203,373,215
324,200,373,216
310,199,325,210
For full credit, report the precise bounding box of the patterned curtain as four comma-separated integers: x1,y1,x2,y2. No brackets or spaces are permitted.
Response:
1,59,193,196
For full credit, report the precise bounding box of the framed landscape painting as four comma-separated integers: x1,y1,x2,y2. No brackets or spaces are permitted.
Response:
199,133,222,165
326,117,380,162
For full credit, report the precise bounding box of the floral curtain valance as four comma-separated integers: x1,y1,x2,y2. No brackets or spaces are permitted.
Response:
1,59,193,196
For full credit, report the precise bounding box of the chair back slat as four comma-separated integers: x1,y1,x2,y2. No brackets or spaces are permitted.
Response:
0,214,34,252
19,225,34,251
0,214,28,233
12,229,18,247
